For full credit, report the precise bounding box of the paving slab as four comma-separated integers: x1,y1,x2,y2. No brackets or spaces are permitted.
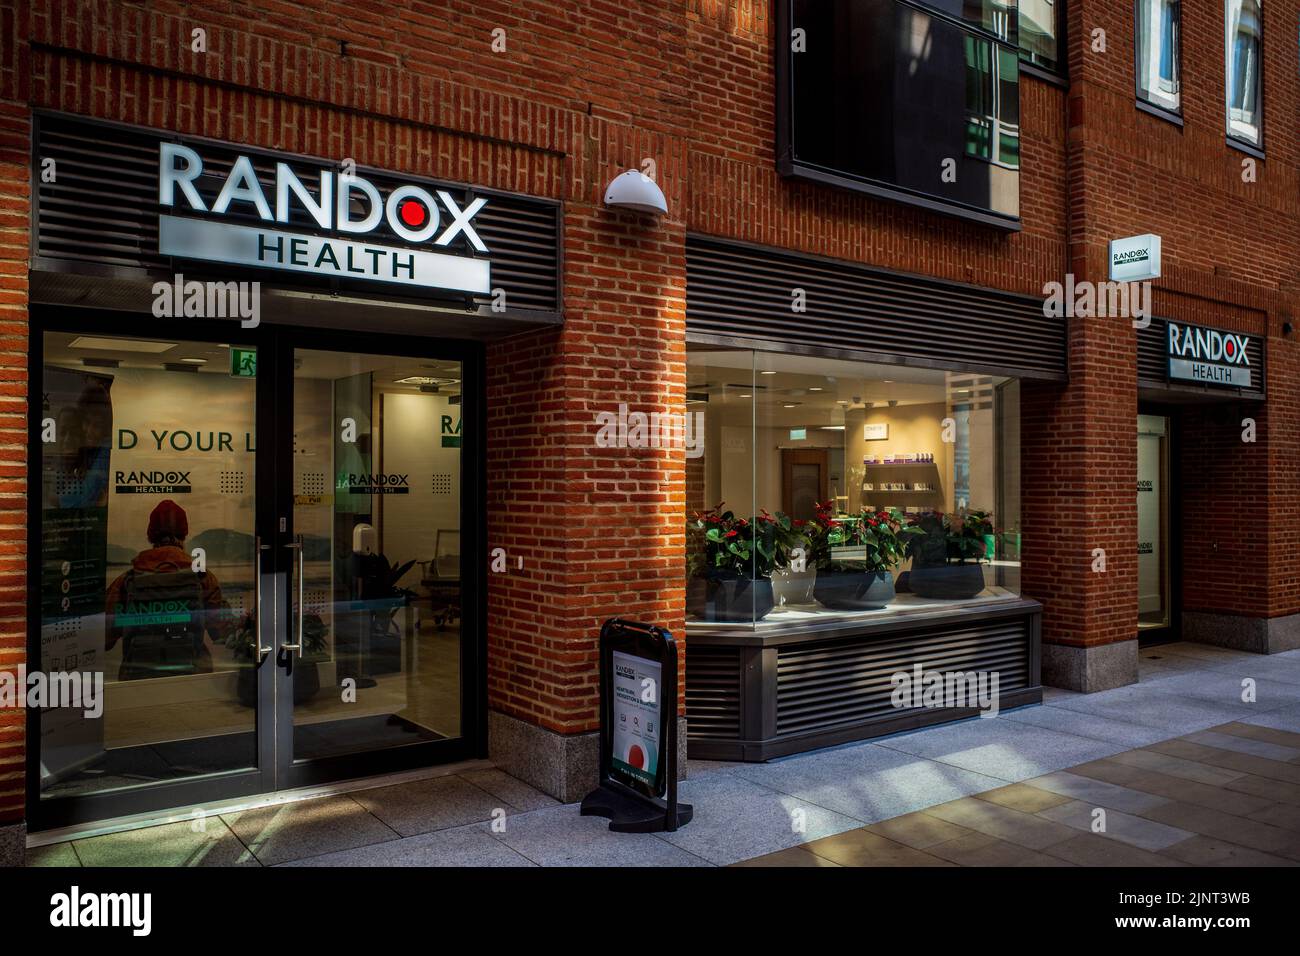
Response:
923,797,1077,850
658,771,864,865
877,716,1124,782
222,795,397,866
1002,703,1172,748
73,818,258,867
731,740,1006,824
349,773,515,837
281,823,535,867
481,803,712,867
1021,770,1170,815
1036,799,1193,852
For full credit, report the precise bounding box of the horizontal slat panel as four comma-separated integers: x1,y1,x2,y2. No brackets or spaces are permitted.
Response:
34,114,560,313
686,236,1066,379
685,646,742,740
774,618,1031,736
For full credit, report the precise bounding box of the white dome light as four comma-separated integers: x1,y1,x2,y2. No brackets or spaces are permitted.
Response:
603,169,667,216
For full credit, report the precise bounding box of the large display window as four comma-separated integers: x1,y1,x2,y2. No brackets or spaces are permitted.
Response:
686,346,1021,630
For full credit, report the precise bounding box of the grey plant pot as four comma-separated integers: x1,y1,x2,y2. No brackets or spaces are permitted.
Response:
908,563,986,600
813,570,895,611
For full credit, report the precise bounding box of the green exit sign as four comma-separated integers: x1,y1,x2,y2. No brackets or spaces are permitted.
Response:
229,347,257,378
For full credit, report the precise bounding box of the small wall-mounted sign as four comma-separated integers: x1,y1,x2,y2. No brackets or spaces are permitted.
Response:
1167,321,1254,388
229,346,257,378
789,427,806,441
863,423,888,441
1109,234,1161,282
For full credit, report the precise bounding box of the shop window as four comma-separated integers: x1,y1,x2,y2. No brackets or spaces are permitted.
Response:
1225,0,1262,147
685,347,1022,630
1137,0,1182,114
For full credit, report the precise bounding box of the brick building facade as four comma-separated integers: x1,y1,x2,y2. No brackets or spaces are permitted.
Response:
0,0,1297,857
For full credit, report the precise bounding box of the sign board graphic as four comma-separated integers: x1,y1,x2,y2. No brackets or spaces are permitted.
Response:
1109,233,1162,282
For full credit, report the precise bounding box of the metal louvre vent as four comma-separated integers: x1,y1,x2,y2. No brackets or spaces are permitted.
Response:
774,618,1030,737
33,113,560,315
686,236,1066,380
1137,318,1265,395
684,645,743,741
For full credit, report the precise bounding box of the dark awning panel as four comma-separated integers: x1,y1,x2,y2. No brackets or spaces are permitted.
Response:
686,235,1066,381
31,111,562,337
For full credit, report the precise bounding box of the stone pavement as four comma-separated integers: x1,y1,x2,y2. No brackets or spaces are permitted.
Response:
25,642,1300,867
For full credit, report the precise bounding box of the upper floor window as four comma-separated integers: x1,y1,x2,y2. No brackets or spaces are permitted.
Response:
1137,1,1181,113
1226,0,1262,147
777,0,1021,229
1019,0,1061,73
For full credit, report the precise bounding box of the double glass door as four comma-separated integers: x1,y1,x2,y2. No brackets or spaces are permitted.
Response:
34,321,478,829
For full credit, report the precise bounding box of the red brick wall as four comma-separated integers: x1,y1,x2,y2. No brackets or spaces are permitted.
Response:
0,0,692,824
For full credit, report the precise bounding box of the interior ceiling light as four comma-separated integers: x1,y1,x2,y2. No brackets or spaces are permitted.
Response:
820,425,846,431
808,386,823,391
760,370,777,375
395,375,459,387
179,357,207,364
70,336,175,353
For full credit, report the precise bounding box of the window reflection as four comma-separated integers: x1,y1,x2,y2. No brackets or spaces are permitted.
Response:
1226,0,1261,146
1138,0,1181,113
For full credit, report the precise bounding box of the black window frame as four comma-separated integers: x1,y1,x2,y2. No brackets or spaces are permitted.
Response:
1134,0,1184,124
1018,0,1068,82
774,0,1024,232
1223,0,1264,155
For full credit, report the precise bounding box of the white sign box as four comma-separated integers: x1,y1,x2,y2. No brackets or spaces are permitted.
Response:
1109,234,1161,282
863,423,888,441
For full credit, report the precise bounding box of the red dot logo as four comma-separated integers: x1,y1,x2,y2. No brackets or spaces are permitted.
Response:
1225,339,1235,357
627,745,645,769
399,199,426,228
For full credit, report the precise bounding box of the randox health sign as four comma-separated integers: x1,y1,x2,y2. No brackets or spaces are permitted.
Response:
156,143,491,294
1167,321,1253,388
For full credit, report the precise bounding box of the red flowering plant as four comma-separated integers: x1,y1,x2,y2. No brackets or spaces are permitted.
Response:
808,502,918,574
905,510,994,567
687,504,808,579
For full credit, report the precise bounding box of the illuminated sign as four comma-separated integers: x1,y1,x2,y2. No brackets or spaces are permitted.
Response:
1167,321,1253,388
157,143,490,293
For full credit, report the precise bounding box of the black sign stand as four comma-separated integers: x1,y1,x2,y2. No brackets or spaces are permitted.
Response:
580,619,693,833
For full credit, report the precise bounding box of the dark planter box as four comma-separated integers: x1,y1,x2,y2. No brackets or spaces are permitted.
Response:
813,569,895,610
687,574,775,623
908,563,986,599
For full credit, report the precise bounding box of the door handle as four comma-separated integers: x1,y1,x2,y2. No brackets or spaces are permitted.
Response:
283,536,305,657
252,537,272,662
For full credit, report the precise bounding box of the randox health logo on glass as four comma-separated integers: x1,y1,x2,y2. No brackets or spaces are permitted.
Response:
156,141,491,294
341,473,410,494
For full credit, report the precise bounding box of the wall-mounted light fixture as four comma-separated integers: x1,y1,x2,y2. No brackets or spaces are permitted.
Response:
604,170,667,216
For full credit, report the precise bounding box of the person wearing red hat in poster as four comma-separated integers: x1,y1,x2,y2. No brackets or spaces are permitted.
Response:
105,500,234,681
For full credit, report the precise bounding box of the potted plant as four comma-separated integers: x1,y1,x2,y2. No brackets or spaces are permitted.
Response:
686,504,787,622
229,609,329,707
809,503,916,610
904,509,993,600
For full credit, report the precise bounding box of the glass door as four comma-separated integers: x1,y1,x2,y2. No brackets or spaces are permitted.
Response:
1137,413,1172,638
33,323,481,829
34,327,275,828
275,338,476,788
